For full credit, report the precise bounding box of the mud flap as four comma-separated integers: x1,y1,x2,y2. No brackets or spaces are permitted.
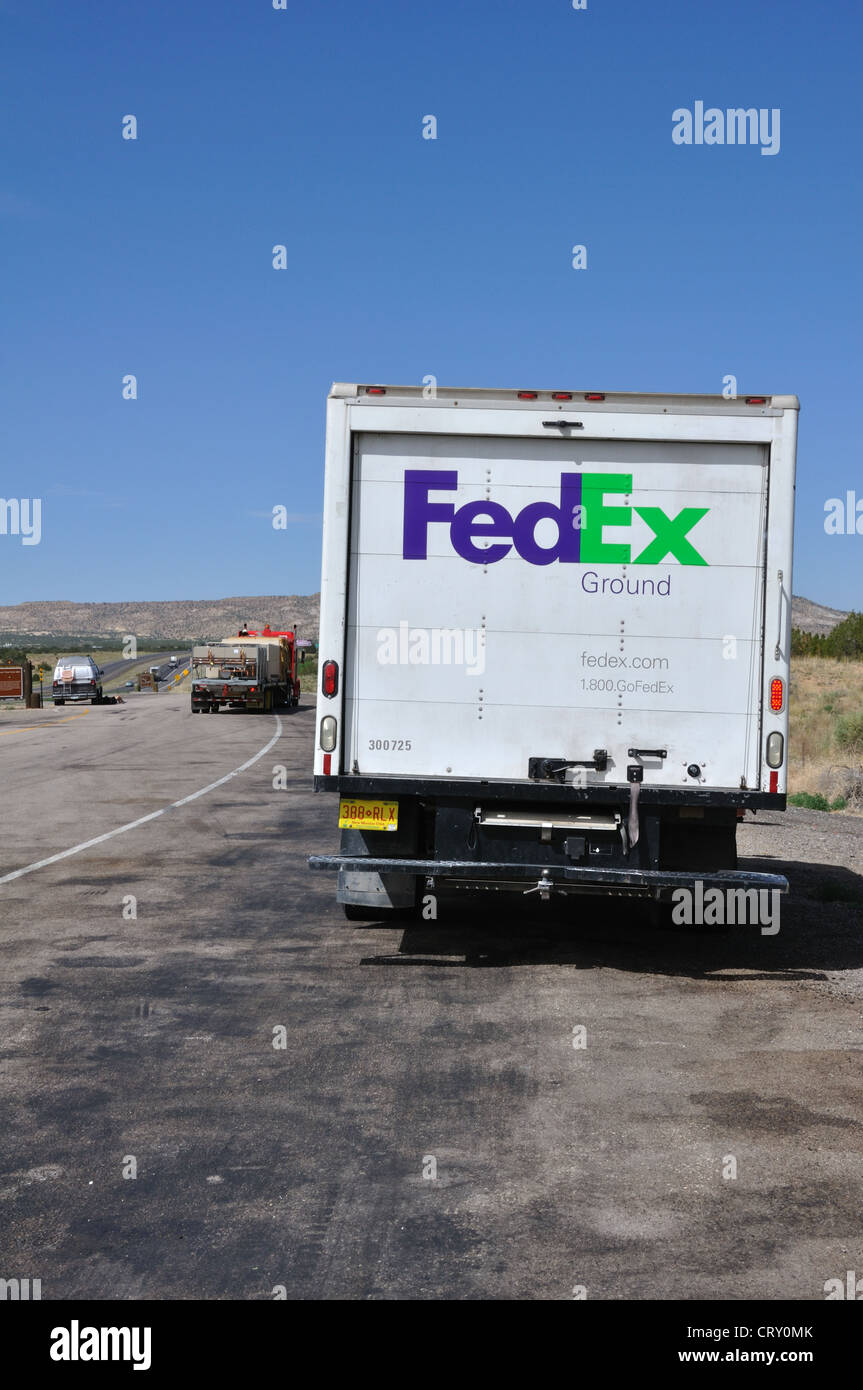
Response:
336,803,420,909
337,868,417,910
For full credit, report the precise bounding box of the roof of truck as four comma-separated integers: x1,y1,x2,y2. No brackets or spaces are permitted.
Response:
330,383,799,411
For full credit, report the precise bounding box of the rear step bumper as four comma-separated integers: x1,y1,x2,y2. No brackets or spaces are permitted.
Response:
308,855,788,896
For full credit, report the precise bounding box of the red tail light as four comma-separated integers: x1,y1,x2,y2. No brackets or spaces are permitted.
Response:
322,660,339,698
769,678,784,712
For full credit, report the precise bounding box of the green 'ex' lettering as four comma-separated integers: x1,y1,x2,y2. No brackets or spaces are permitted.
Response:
633,506,709,565
580,473,632,563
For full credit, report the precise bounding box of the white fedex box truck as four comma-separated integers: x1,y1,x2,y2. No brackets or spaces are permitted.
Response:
309,384,797,918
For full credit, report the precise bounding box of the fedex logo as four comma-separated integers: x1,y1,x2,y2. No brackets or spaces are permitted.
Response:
402,470,709,566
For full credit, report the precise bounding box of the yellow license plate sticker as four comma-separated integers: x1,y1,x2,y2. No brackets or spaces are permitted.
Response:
338,799,398,831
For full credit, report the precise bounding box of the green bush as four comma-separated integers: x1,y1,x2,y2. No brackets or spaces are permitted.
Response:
788,792,847,812
835,713,863,751
789,792,830,810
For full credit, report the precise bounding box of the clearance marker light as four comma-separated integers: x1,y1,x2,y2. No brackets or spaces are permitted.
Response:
584,392,605,401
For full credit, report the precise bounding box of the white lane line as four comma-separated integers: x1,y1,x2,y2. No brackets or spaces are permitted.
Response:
0,716,284,886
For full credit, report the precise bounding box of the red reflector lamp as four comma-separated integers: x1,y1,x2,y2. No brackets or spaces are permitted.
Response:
746,396,767,405
365,386,386,395
769,678,784,712
322,660,339,698
323,753,332,776
551,392,573,400
517,391,538,399
769,770,779,793
584,392,605,401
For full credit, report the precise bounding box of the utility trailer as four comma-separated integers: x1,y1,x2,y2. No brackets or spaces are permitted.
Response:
309,384,797,919
191,627,300,714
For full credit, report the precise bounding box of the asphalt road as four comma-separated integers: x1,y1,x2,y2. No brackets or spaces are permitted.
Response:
100,651,190,688
99,653,187,681
1,697,862,1300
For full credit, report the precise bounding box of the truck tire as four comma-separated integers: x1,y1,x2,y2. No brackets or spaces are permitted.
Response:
192,706,200,713
55,699,65,706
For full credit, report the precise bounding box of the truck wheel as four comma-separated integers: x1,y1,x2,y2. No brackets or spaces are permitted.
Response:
55,699,64,706
211,704,219,713
191,707,200,713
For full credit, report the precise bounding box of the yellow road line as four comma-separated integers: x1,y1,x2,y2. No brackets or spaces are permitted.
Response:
0,710,89,736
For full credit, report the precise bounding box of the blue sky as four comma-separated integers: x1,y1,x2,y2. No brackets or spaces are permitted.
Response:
1,0,860,610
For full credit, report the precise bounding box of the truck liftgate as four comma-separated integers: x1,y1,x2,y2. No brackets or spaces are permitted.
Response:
308,855,789,901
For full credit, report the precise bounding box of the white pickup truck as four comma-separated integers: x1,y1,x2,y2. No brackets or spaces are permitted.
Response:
309,384,797,918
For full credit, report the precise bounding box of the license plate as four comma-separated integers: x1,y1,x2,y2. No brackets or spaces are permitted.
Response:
338,799,398,831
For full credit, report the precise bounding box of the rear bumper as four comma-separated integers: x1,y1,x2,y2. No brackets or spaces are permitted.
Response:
313,775,784,810
308,855,788,897
191,684,266,708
